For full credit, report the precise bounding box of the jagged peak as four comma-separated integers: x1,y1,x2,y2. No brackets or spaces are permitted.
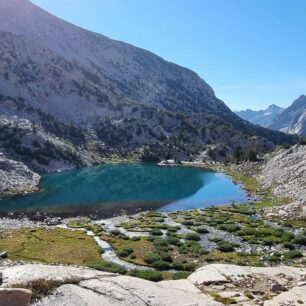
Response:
267,104,283,110
291,95,306,108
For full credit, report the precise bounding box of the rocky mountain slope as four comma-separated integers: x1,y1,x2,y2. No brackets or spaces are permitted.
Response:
235,104,284,127
0,0,297,174
269,95,306,136
1,263,305,306
258,144,306,219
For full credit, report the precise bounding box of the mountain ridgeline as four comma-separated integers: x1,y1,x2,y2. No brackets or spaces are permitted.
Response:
0,0,297,172
269,95,306,136
236,95,306,136
235,105,284,128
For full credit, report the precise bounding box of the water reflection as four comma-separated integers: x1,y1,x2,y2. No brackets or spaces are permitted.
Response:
0,164,247,217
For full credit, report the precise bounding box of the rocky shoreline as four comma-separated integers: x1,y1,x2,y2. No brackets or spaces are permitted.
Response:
0,154,40,197
214,144,306,221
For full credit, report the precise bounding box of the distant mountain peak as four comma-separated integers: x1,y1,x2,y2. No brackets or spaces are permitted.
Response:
267,104,283,110
268,95,306,135
235,104,283,127
291,95,306,108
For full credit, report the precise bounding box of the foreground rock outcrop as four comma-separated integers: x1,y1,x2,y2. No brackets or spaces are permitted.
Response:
0,154,40,196
258,144,306,219
0,288,32,306
1,264,305,306
1,264,221,306
189,264,306,306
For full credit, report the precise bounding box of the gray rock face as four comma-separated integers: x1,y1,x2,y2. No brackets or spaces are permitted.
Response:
235,104,284,127
287,108,306,135
188,264,306,306
0,0,297,170
1,264,221,306
0,113,104,173
0,154,40,196
264,285,306,306
269,95,306,136
237,96,306,136
0,288,32,306
1,263,305,306
258,144,306,219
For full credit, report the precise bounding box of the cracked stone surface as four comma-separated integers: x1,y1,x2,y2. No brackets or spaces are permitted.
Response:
1,264,116,287
1,264,221,306
189,264,306,306
264,284,306,306
1,264,306,305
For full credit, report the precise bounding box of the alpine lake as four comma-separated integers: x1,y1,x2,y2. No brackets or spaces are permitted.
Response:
0,163,248,218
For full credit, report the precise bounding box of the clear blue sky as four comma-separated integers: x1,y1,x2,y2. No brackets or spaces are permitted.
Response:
31,0,306,111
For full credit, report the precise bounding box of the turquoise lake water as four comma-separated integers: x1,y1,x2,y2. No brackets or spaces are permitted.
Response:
0,164,248,217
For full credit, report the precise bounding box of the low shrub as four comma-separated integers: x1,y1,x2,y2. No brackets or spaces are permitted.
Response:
283,242,295,250
185,233,200,241
172,271,192,280
116,246,134,257
167,227,179,233
182,221,194,226
144,253,161,264
183,262,197,272
262,238,274,246
123,246,134,253
167,236,180,246
159,251,173,262
219,224,240,233
153,237,168,249
152,260,172,270
283,250,303,260
128,270,163,282
217,241,235,252
196,227,209,234
150,229,163,236
292,235,306,246
179,241,205,255
239,227,256,236
110,229,121,236
209,237,222,243
172,261,184,270
146,236,155,242
86,261,127,274
116,250,129,257
268,255,281,263
280,232,294,243
14,279,62,300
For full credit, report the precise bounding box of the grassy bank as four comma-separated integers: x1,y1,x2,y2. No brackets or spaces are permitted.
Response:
222,167,292,209
0,228,103,266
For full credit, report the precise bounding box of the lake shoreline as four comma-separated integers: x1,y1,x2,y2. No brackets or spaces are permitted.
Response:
0,163,248,220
